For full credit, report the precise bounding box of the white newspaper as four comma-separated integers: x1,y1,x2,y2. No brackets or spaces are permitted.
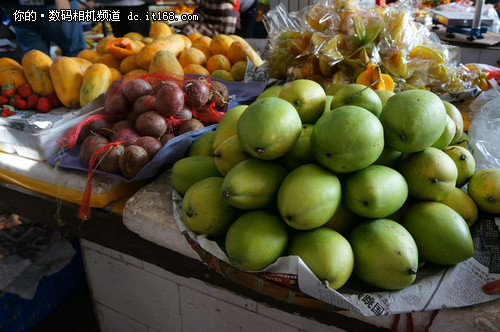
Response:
173,190,500,316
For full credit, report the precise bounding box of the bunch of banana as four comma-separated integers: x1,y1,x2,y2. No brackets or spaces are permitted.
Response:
90,22,113,35
85,35,95,49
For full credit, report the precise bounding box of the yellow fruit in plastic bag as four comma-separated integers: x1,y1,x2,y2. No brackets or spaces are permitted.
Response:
384,49,412,79
351,12,383,47
409,46,445,69
307,5,339,32
356,63,394,92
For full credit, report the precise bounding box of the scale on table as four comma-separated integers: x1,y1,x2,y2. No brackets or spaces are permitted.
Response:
431,0,494,41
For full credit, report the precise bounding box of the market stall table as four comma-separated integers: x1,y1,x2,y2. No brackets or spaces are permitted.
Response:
429,24,500,66
120,171,500,331
1,158,497,331
0,177,390,331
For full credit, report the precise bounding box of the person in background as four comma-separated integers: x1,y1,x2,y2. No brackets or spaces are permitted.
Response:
95,0,151,37
182,0,240,37
486,0,500,17
0,0,86,57
238,0,258,38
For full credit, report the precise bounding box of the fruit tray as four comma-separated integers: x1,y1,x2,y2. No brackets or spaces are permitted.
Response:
172,189,500,316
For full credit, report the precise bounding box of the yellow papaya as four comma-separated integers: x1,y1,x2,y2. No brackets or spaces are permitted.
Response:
22,50,55,96
136,35,185,69
0,57,28,89
229,35,264,66
80,63,112,108
149,49,184,80
71,57,93,73
149,22,172,39
49,57,83,108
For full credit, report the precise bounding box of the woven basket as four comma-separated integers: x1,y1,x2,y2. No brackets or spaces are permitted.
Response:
182,232,342,311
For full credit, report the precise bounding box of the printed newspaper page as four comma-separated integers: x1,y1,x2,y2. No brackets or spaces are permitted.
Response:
173,190,500,316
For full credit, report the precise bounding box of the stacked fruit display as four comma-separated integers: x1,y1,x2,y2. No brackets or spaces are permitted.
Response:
172,78,500,292
89,22,113,36
166,2,197,15
179,33,264,82
0,21,263,114
71,74,229,180
265,0,487,94
0,56,62,114
78,22,263,84
1,48,114,112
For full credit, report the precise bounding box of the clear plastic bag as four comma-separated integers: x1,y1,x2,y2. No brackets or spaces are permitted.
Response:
468,86,500,170
262,0,485,94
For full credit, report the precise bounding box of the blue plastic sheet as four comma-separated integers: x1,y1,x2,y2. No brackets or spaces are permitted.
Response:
47,125,217,182
46,77,267,182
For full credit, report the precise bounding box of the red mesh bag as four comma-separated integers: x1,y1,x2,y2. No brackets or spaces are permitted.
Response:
57,73,229,220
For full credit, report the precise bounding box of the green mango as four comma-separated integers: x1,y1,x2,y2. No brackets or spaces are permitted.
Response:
221,158,288,210
343,165,408,219
311,105,384,173
350,218,418,290
380,89,447,153
288,227,353,290
237,97,302,160
188,131,216,157
401,201,473,265
212,105,247,150
225,209,288,271
397,147,457,201
171,156,221,196
213,135,251,176
278,123,315,170
182,177,240,238
277,163,341,230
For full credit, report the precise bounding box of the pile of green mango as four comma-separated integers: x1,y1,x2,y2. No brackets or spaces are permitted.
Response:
171,79,500,292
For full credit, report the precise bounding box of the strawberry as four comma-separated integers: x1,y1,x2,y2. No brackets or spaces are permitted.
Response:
26,94,40,109
0,95,8,106
2,82,15,98
17,84,32,99
47,93,61,108
1,105,15,117
8,94,22,106
36,97,52,113
14,99,27,110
